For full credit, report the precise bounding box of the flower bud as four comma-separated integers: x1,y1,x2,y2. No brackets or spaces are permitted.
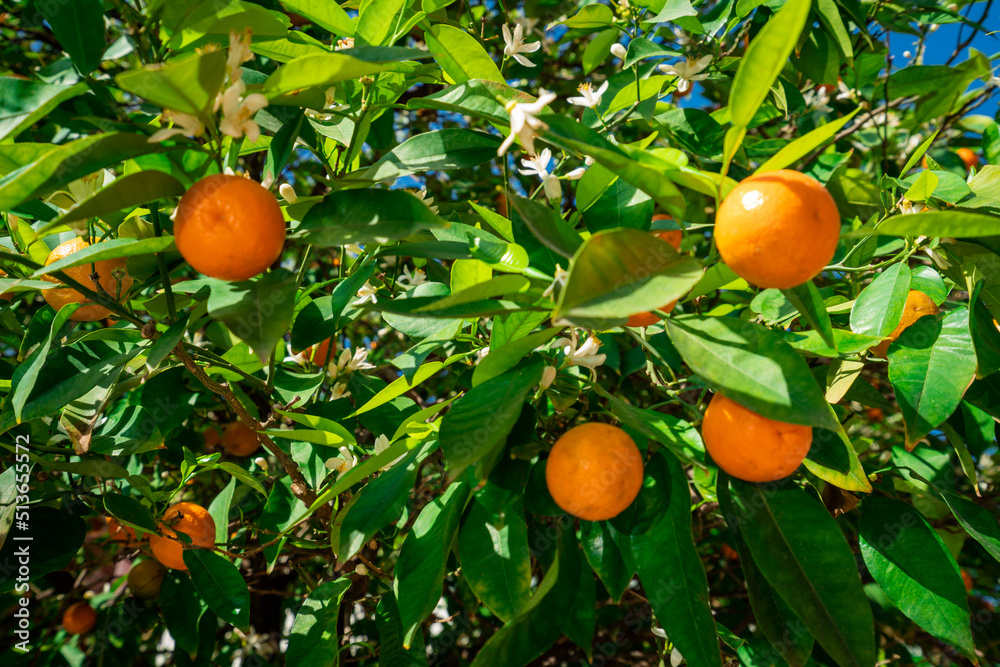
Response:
610,43,627,60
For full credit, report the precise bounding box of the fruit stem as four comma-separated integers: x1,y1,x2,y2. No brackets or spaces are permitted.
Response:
149,202,177,323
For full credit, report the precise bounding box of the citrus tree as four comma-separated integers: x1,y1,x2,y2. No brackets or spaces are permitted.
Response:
1,0,999,665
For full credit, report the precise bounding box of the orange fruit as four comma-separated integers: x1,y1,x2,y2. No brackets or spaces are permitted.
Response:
42,237,134,321
173,174,286,281
701,393,812,483
545,423,644,521
872,290,939,358
715,170,841,289
627,217,684,327
149,502,217,570
962,569,974,593
221,421,261,457
106,517,142,547
305,338,335,365
204,426,221,449
62,601,97,635
128,559,167,599
957,147,979,171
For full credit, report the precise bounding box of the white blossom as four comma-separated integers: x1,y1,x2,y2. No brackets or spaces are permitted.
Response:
802,87,832,114
226,28,254,83
498,90,557,156
502,23,540,67
610,43,628,60
330,382,351,400
540,365,557,389
985,72,1000,90
555,331,606,376
567,81,609,108
335,37,355,51
325,446,358,472
374,434,405,469
542,264,568,299
564,166,587,179
148,109,205,143
354,281,378,305
659,55,712,93
414,189,439,213
278,183,298,204
519,148,562,200
335,346,376,374
835,80,856,101
898,198,920,216
397,265,426,287
218,80,269,142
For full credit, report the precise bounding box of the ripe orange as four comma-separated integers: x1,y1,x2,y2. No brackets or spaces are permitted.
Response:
203,426,221,449
701,393,812,483
962,569,974,593
872,290,939,358
149,502,217,570
173,174,286,281
956,147,979,171
106,517,142,547
715,170,841,289
62,601,97,635
221,421,261,457
305,338,335,365
627,216,685,328
545,423,644,521
42,237,134,321
128,559,168,599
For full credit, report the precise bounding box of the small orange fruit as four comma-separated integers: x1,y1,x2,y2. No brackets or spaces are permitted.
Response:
715,170,840,289
106,517,142,547
62,601,97,635
545,423,644,521
305,338,335,365
957,147,979,171
701,393,812,483
872,290,939,358
962,569,974,593
221,422,261,457
42,237,134,321
203,426,221,449
627,216,685,328
128,559,168,599
149,502,216,570
173,174,286,281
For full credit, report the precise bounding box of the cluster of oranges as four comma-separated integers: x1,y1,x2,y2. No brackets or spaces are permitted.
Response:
546,168,939,521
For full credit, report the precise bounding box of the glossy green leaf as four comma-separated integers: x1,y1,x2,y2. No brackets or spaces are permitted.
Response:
728,479,876,667
206,270,298,364
33,237,175,277
0,80,88,142
36,0,105,75
425,25,505,84
361,129,501,181
783,280,836,350
938,490,1000,563
876,211,1000,237
556,228,702,322
889,308,977,449
280,0,355,36
560,4,614,28
850,262,911,338
581,520,635,603
666,315,839,430
730,0,811,127
184,549,251,629
357,0,407,46
376,592,428,666
756,109,859,174
394,481,470,648
472,327,561,387
859,496,974,661
286,578,353,666
263,51,416,97
116,49,226,115
296,189,446,246
102,493,158,534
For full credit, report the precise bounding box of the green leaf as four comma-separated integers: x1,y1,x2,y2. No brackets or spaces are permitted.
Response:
263,51,420,97
904,170,939,202
394,481,470,648
0,80,88,142
160,573,204,654
850,262,911,338
938,490,1000,563
623,36,681,68
472,328,561,387
36,0,105,75
409,79,533,126
666,315,839,430
729,0,811,127
580,520,635,603
208,477,236,547
469,526,582,667
507,194,584,259
425,25,505,84
102,493,158,534
458,494,532,622
116,49,227,116
360,129,501,181
32,237,175,277
728,479,876,667
632,452,722,667
439,361,543,478
755,109,859,174
874,211,1000,238
859,496,975,661
291,256,376,350
814,0,853,65
556,228,702,323
357,0,407,46
889,308,978,449
354,361,448,416
296,189,446,246
336,445,426,562
782,280,836,350
11,302,79,422
280,0,355,36
286,578,353,666
184,550,251,629
0,133,163,211
206,270,298,363
376,592,428,666
596,385,706,465
560,4,614,28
